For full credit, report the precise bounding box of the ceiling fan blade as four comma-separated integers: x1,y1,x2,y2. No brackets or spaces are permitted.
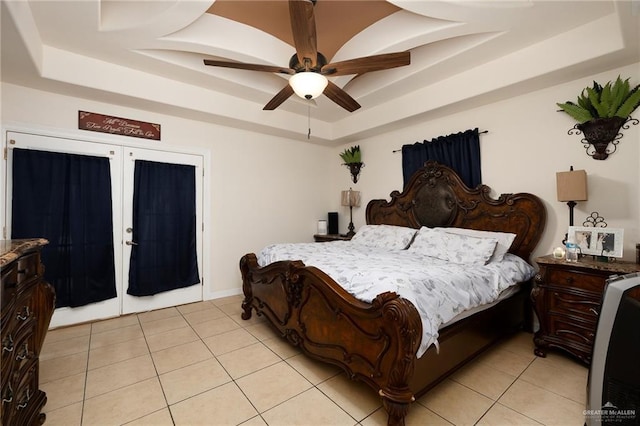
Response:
263,84,295,110
203,59,293,75
323,81,361,112
321,51,410,76
289,0,318,69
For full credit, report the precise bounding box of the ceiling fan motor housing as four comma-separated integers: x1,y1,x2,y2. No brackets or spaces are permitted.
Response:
289,52,328,72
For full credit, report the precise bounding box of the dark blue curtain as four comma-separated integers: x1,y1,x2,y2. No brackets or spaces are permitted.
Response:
127,160,200,297
11,148,117,308
401,128,482,188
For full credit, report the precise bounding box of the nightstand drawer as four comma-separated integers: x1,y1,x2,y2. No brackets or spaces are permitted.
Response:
533,255,640,365
548,289,601,320
546,268,606,294
548,314,595,347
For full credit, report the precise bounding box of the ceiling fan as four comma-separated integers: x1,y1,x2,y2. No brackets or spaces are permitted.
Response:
203,0,410,112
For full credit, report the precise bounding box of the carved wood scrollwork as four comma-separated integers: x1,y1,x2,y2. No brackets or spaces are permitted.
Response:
285,268,303,309
367,161,546,262
240,161,547,426
294,280,394,380
379,295,420,397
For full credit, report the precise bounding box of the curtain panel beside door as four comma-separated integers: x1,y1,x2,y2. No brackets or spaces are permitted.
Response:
127,160,200,297
11,148,117,308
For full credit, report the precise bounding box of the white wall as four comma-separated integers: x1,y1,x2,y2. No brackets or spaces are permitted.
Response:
334,62,640,263
1,82,335,300
3,61,639,308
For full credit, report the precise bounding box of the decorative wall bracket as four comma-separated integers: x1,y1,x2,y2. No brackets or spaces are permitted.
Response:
568,116,639,160
583,212,607,228
344,162,364,183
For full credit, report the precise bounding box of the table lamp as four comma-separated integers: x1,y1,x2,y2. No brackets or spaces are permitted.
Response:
341,188,361,237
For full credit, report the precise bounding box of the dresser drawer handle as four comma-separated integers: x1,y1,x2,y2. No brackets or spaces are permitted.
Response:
589,308,599,316
565,277,575,284
2,335,14,352
16,390,30,410
16,306,30,321
15,343,30,361
2,384,13,404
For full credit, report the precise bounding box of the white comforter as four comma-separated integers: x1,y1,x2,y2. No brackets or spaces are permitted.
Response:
257,241,535,357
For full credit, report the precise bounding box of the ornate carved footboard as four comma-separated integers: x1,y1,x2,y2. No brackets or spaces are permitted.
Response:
240,161,546,425
240,254,421,424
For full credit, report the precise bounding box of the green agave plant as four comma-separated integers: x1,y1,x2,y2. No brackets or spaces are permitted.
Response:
557,76,640,123
339,145,362,164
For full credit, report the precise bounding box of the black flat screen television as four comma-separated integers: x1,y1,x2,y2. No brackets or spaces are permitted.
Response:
586,272,640,425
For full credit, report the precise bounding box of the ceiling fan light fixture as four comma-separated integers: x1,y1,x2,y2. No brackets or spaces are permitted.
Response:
289,72,328,100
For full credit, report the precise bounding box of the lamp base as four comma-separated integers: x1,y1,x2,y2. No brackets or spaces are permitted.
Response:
561,201,577,246
346,219,355,237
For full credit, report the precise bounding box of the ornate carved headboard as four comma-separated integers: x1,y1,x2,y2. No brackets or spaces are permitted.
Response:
366,161,546,262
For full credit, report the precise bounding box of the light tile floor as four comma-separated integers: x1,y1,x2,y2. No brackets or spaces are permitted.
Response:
40,295,588,425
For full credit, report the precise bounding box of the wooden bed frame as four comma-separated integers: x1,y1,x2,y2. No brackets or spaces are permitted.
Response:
240,161,546,425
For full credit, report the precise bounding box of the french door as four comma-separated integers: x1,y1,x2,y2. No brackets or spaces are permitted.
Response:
121,147,203,315
4,131,204,327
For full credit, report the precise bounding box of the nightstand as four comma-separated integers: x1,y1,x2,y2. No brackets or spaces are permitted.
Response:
313,234,352,242
532,255,640,365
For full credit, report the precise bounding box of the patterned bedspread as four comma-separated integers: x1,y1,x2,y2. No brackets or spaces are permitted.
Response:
257,241,535,357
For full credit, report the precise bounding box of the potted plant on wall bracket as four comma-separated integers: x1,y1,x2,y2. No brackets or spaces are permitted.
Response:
557,76,640,160
340,145,364,183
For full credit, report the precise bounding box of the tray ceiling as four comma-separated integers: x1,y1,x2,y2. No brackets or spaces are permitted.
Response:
2,0,639,144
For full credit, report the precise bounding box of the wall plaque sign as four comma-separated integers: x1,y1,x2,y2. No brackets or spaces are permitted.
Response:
78,111,161,140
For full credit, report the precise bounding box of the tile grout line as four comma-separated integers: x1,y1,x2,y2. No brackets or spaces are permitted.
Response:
214,301,353,425
42,300,584,426
78,323,93,426
472,347,542,425
199,305,274,426
135,310,177,425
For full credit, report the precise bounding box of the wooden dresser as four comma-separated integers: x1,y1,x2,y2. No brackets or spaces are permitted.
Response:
1,239,55,426
532,255,640,365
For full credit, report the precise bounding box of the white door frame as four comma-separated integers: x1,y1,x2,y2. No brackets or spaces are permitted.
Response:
2,124,211,327
121,147,204,314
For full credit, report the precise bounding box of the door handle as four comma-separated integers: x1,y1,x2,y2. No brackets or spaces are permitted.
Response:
125,240,138,246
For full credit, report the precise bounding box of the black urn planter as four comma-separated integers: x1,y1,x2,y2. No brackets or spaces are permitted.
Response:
575,116,627,160
344,162,364,183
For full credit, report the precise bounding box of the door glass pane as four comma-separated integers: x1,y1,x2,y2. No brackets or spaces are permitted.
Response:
127,160,200,296
11,148,117,308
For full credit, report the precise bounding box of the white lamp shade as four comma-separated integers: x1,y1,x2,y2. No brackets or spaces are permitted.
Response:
341,189,361,207
289,72,328,100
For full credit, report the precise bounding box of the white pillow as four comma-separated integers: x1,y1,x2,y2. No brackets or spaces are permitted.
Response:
435,227,516,263
351,224,417,250
408,227,498,265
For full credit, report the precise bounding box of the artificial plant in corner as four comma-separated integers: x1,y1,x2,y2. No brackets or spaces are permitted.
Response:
339,145,364,183
557,76,640,160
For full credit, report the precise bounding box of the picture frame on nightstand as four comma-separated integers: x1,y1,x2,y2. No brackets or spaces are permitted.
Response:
568,226,624,258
